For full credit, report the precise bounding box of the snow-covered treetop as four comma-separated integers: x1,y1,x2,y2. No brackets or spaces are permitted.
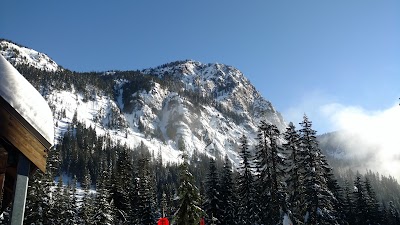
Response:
0,40,59,72
0,54,54,145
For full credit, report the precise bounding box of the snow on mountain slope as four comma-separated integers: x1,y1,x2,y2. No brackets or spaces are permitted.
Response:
145,60,286,130
1,42,286,166
48,89,183,163
0,40,59,72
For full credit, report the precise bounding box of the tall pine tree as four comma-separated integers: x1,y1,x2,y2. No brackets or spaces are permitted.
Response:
364,177,381,224
282,122,303,225
93,168,115,225
203,158,222,224
137,154,156,225
111,146,134,223
173,150,203,225
298,115,339,225
342,180,355,225
353,174,369,225
255,121,287,224
237,135,258,225
219,155,237,225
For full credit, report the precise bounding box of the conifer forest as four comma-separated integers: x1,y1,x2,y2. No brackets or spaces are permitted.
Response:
0,116,398,224
0,55,399,225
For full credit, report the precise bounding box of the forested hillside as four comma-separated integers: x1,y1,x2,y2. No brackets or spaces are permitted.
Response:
0,39,399,224
1,115,398,224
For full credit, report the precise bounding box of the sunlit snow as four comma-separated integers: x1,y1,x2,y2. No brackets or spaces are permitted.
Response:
0,55,54,145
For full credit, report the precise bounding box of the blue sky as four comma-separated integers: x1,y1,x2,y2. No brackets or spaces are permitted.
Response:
1,0,399,133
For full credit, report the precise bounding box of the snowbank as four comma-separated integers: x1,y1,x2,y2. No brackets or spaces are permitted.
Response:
0,55,54,145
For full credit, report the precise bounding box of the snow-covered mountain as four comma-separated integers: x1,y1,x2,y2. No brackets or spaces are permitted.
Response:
0,39,286,166
145,60,285,130
0,39,60,72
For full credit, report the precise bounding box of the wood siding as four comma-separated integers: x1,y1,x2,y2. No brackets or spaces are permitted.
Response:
0,97,50,172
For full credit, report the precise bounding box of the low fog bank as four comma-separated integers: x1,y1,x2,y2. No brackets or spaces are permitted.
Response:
322,103,400,181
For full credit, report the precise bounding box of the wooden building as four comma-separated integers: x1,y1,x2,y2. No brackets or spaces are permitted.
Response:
0,54,54,220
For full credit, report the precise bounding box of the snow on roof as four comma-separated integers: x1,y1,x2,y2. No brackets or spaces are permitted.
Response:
0,55,54,146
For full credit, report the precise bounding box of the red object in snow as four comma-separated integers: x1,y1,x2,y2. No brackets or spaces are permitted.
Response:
157,217,169,225
200,218,205,225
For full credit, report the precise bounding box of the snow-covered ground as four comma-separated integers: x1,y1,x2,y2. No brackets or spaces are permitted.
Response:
283,214,293,225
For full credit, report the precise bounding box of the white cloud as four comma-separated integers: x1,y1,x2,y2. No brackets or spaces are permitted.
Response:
322,102,400,181
282,90,337,133
283,91,400,181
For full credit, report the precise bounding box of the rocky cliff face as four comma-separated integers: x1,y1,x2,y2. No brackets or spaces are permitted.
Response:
0,40,286,166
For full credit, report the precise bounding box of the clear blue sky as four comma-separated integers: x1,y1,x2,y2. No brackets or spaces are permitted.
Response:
1,1,399,133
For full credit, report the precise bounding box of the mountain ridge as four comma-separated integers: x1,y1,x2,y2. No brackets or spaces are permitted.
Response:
0,39,286,167
0,39,60,72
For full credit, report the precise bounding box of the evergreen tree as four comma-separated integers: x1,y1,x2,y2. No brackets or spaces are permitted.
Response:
255,121,272,224
111,146,134,224
353,174,368,225
321,155,347,224
255,121,286,224
388,201,400,225
93,168,115,225
51,177,69,224
203,158,222,224
282,122,303,225
24,172,47,224
80,168,94,224
381,202,389,225
137,154,156,225
64,177,79,225
298,115,339,225
25,167,54,224
364,177,381,224
130,164,140,224
173,151,203,225
342,180,355,225
219,155,236,225
237,135,257,225
72,110,78,126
